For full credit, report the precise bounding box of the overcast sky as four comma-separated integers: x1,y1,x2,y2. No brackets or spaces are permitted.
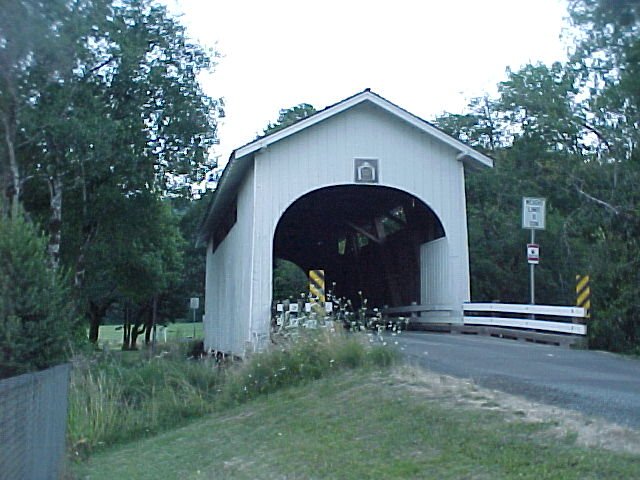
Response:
163,0,571,165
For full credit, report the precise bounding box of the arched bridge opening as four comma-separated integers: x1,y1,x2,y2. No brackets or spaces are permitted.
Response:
273,185,445,308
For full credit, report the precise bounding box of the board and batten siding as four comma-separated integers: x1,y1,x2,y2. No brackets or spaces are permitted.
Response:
204,163,255,354
205,101,472,356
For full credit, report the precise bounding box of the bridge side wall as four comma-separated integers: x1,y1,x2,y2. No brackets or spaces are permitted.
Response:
204,164,256,355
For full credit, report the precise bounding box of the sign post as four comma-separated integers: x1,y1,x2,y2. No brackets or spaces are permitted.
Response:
190,297,199,338
522,198,546,305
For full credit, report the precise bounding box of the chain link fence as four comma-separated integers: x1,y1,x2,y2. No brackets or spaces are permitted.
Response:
0,364,71,480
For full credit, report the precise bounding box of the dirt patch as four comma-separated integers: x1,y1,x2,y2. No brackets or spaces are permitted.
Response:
392,366,640,455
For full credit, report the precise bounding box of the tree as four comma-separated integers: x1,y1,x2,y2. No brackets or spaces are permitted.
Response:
1,1,222,343
273,259,308,301
262,103,316,136
0,209,81,378
560,0,640,350
433,0,640,350
80,191,185,347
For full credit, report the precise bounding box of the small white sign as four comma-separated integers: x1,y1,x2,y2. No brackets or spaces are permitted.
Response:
289,303,299,313
527,243,540,264
305,303,312,312
325,303,333,313
522,197,546,230
354,158,379,183
276,304,284,312
190,297,199,309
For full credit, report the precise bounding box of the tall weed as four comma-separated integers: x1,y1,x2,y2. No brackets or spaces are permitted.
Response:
68,331,397,458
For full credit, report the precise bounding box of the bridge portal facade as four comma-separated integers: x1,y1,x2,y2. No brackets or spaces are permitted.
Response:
200,90,493,356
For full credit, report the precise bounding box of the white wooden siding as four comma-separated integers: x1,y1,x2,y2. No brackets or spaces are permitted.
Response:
420,238,450,305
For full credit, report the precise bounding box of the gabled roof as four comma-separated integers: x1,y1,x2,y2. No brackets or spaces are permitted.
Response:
199,89,493,243
235,89,493,168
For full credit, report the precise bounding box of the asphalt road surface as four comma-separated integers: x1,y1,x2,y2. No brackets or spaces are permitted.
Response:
396,331,640,428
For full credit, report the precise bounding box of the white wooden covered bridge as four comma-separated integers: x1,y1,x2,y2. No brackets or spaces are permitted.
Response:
199,89,494,356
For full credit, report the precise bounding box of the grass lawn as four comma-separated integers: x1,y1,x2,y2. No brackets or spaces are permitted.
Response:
71,367,640,480
98,322,204,347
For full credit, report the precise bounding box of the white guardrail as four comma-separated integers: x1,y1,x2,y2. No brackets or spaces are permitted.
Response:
462,303,587,336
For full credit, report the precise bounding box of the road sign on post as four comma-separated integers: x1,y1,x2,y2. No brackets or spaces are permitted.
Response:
522,197,546,230
527,243,539,264
522,198,546,305
190,297,199,338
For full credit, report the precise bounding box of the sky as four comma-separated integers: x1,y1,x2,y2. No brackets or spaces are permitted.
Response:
162,0,571,167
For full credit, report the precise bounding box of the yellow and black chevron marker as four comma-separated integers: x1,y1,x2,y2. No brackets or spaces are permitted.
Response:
309,269,325,303
576,274,591,318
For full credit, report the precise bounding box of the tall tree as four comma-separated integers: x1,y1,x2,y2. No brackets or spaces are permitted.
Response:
2,0,222,342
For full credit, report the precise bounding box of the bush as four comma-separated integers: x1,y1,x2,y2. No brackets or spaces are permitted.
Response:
0,214,80,379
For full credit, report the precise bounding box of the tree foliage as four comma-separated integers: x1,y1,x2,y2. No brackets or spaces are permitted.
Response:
262,103,316,136
435,0,640,351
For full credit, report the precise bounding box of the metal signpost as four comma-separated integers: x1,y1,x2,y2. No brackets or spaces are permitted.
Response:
190,297,199,338
522,197,546,305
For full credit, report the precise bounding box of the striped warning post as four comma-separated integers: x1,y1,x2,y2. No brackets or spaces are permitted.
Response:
576,274,591,318
309,270,325,303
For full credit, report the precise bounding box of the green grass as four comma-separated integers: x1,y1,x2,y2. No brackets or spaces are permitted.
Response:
71,368,640,480
98,322,204,347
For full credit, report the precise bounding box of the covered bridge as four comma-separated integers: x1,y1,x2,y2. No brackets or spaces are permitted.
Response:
199,89,493,356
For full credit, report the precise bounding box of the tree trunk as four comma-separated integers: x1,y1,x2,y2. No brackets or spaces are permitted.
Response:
149,295,157,352
47,173,63,269
144,318,152,345
131,303,150,349
1,105,20,218
130,323,140,350
74,161,97,288
88,301,111,344
89,315,100,344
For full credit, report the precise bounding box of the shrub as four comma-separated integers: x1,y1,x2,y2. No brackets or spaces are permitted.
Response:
0,214,81,379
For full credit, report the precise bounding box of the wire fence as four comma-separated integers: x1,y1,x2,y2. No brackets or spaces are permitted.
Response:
0,364,71,480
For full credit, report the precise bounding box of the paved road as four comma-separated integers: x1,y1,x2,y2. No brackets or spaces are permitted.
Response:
396,332,640,428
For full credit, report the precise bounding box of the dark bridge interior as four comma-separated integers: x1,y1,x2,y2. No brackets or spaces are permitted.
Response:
273,185,444,308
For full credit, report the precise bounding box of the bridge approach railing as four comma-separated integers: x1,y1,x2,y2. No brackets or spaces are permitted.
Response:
382,302,587,346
